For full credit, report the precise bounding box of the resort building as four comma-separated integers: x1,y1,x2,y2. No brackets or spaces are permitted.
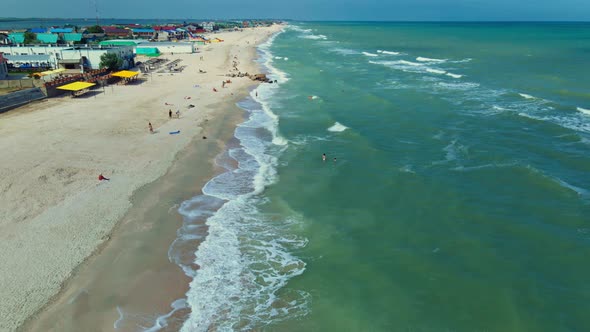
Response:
0,45,135,71
102,26,132,38
132,28,155,39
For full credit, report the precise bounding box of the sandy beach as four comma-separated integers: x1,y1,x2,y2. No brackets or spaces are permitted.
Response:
0,24,282,331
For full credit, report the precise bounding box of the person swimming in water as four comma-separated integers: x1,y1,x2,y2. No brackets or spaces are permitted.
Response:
322,153,326,161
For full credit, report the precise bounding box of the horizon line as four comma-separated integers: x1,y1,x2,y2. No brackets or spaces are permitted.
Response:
1,17,589,23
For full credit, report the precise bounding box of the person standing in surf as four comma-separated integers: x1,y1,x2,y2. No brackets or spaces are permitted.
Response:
322,153,326,161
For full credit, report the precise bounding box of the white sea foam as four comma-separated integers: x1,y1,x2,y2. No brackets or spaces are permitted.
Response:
436,82,479,90
327,122,348,132
519,93,535,100
382,50,401,55
577,107,590,115
331,48,360,56
445,72,463,79
284,57,289,61
274,56,283,60
426,68,446,75
362,51,379,57
518,113,590,133
175,28,309,332
398,60,422,66
301,34,327,40
417,56,447,63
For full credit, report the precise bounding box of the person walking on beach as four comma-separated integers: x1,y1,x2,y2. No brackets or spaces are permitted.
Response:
149,122,154,133
322,153,326,162
98,173,109,181
176,110,180,118
169,109,172,119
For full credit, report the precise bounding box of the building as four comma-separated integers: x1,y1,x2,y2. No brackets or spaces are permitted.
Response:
137,42,196,54
132,28,155,39
8,33,25,44
35,33,59,44
102,26,131,38
202,22,216,32
0,53,8,79
4,54,52,69
59,46,135,70
0,45,135,71
0,45,69,68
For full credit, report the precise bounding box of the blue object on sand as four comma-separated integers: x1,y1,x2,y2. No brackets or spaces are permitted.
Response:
169,130,180,135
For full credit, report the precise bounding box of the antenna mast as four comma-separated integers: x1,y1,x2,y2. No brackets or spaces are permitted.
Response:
94,0,100,26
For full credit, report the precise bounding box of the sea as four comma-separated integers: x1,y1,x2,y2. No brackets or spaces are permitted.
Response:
165,22,590,331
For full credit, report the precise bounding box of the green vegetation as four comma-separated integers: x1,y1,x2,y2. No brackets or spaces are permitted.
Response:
86,25,104,33
23,31,36,44
99,53,122,71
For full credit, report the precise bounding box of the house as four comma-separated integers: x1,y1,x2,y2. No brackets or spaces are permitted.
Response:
202,22,216,32
50,28,74,34
0,53,8,79
63,33,83,44
0,33,9,45
102,26,131,38
131,28,155,39
36,33,59,44
8,33,25,44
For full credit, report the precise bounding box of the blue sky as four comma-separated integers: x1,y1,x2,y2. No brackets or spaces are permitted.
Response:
2,0,589,21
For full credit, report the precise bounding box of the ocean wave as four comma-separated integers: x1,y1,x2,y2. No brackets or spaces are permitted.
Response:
301,34,327,40
327,122,349,132
518,112,590,133
426,68,446,75
377,50,401,55
175,29,309,332
436,82,479,90
362,51,379,57
445,72,463,79
577,107,590,116
519,93,535,100
330,47,360,56
525,165,589,197
416,56,447,63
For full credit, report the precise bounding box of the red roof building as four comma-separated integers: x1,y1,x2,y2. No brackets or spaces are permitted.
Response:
102,26,131,37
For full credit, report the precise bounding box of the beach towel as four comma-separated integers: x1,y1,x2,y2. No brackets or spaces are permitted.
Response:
169,130,181,135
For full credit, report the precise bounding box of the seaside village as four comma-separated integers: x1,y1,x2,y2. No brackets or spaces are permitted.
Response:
0,20,276,107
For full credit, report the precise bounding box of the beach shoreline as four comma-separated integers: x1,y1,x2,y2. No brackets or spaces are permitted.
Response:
0,24,283,331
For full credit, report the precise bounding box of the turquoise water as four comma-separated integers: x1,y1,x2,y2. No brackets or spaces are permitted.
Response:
178,23,590,332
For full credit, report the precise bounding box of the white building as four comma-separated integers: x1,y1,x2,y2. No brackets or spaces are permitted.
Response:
136,42,196,55
202,22,216,32
0,45,135,71
59,46,135,70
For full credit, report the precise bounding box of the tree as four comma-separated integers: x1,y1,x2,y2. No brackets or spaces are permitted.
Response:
86,25,104,34
99,53,123,71
24,31,36,44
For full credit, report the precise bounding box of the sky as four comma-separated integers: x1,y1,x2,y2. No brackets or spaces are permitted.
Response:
2,0,590,21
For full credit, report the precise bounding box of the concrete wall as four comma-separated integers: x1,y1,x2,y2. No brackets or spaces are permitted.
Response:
0,79,44,89
0,87,46,113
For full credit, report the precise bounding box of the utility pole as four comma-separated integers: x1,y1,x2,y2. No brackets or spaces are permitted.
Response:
94,0,100,27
